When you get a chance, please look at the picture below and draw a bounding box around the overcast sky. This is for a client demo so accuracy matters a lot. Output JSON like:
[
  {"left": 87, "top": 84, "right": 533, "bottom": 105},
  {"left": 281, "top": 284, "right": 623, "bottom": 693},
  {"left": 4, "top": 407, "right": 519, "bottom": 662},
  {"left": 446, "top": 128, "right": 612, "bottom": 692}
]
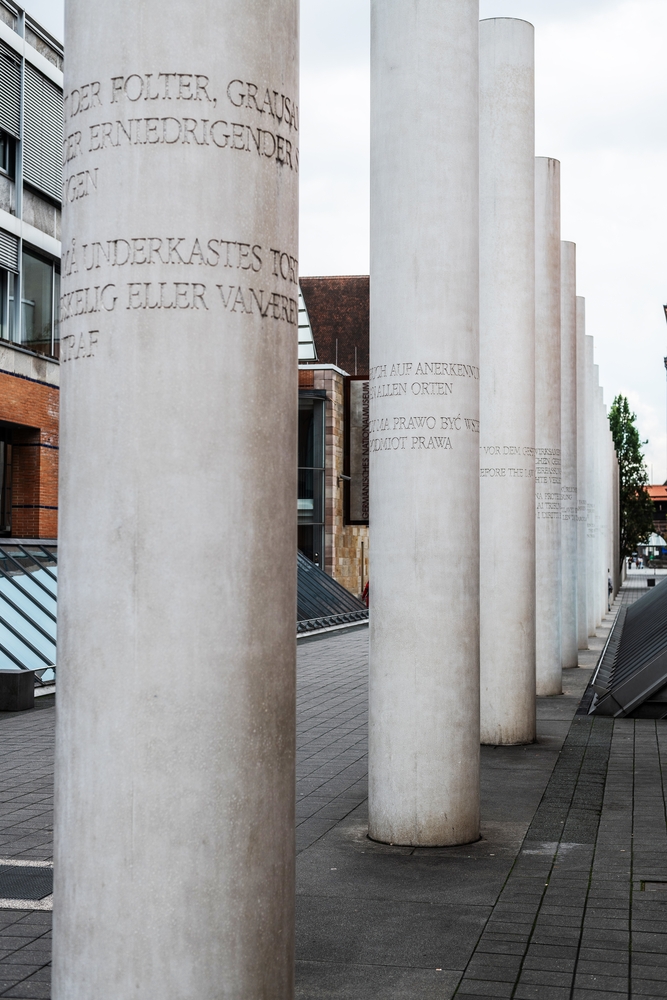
[{"left": 25, "top": 0, "right": 667, "bottom": 481}]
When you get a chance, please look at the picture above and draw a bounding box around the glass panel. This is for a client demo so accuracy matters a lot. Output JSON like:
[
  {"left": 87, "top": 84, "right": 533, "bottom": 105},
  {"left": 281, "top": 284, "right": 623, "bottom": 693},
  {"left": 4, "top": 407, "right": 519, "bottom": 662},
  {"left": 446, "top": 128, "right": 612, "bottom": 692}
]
[
  {"left": 21, "top": 250, "right": 53, "bottom": 356},
  {"left": 0, "top": 541, "right": 57, "bottom": 675},
  {"left": 7, "top": 272, "right": 14, "bottom": 341},
  {"left": 0, "top": 621, "right": 51, "bottom": 669},
  {"left": 297, "top": 288, "right": 317, "bottom": 361},
  {"left": 0, "top": 269, "right": 8, "bottom": 341},
  {"left": 298, "top": 398, "right": 324, "bottom": 470},
  {"left": 1, "top": 546, "right": 57, "bottom": 596},
  {"left": 7, "top": 572, "right": 56, "bottom": 612},
  {"left": 0, "top": 649, "right": 26, "bottom": 671},
  {"left": 298, "top": 525, "right": 324, "bottom": 570},
  {"left": 0, "top": 592, "right": 55, "bottom": 657},
  {"left": 0, "top": 572, "right": 56, "bottom": 627},
  {"left": 20, "top": 545, "right": 57, "bottom": 580},
  {"left": 53, "top": 269, "right": 60, "bottom": 356},
  {"left": 298, "top": 469, "right": 324, "bottom": 525},
  {"left": 0, "top": 132, "right": 9, "bottom": 174}
]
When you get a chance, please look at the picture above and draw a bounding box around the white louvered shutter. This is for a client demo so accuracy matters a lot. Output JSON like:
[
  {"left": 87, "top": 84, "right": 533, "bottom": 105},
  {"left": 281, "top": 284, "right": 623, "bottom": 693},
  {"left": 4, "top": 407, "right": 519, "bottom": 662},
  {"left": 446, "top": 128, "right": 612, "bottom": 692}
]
[
  {"left": 0, "top": 41, "right": 21, "bottom": 138},
  {"left": 0, "top": 230, "right": 19, "bottom": 273},
  {"left": 23, "top": 63, "right": 63, "bottom": 202}
]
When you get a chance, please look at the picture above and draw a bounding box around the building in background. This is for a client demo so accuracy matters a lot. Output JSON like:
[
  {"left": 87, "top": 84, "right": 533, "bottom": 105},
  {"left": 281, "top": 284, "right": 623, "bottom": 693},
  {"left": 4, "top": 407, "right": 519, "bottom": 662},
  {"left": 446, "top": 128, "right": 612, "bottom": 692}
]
[
  {"left": 0, "top": 1, "right": 61, "bottom": 538},
  {"left": 647, "top": 484, "right": 667, "bottom": 540},
  {"left": 299, "top": 276, "right": 369, "bottom": 598},
  {"left": 0, "top": 1, "right": 368, "bottom": 568}
]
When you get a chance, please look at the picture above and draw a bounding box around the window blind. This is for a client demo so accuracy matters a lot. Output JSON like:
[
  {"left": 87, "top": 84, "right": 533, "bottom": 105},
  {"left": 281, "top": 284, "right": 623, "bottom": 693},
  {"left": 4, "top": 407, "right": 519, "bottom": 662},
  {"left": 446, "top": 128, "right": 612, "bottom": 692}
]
[{"left": 23, "top": 63, "right": 63, "bottom": 202}]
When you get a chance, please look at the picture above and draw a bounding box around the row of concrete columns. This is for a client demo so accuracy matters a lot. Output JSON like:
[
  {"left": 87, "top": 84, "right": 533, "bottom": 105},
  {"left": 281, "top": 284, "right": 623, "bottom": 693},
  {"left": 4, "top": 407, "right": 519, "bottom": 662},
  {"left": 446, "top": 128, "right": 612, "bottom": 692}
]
[
  {"left": 54, "top": 1, "right": 621, "bottom": 996},
  {"left": 370, "top": 11, "right": 621, "bottom": 851}
]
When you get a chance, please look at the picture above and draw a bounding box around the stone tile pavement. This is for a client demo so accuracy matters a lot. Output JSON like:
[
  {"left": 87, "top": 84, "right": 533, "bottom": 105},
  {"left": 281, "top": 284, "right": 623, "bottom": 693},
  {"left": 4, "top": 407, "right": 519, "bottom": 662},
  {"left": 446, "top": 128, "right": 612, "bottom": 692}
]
[
  {"left": 1, "top": 577, "right": 666, "bottom": 998},
  {"left": 0, "top": 699, "right": 54, "bottom": 999}
]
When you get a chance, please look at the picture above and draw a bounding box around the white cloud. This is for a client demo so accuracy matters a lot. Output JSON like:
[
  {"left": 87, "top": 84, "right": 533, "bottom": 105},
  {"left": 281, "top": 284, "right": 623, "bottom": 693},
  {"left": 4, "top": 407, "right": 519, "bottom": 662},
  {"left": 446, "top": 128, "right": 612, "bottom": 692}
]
[
  {"left": 533, "top": 0, "right": 667, "bottom": 478},
  {"left": 299, "top": 0, "right": 370, "bottom": 277}
]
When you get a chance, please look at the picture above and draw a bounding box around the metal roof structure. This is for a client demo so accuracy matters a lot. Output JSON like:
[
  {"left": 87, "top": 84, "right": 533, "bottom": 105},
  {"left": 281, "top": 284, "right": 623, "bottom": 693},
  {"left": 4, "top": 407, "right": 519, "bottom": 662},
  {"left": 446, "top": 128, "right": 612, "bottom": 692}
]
[
  {"left": 297, "top": 550, "right": 367, "bottom": 633},
  {"left": 590, "top": 576, "right": 667, "bottom": 718}
]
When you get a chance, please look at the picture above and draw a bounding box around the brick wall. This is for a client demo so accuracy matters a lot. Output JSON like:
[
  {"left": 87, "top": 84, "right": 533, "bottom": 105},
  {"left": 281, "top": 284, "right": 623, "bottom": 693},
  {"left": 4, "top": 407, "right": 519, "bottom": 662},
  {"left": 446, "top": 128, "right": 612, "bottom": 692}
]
[{"left": 0, "top": 369, "right": 59, "bottom": 538}]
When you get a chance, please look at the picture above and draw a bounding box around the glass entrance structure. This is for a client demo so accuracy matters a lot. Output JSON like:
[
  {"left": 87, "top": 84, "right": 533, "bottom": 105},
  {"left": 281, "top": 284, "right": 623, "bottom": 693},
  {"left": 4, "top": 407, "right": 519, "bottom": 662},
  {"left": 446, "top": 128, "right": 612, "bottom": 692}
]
[{"left": 0, "top": 542, "right": 56, "bottom": 682}]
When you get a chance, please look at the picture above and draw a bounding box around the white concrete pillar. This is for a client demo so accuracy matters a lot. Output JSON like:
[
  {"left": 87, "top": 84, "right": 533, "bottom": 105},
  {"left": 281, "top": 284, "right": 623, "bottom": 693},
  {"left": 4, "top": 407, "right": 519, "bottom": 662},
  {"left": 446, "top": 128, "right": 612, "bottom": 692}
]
[
  {"left": 597, "top": 386, "right": 607, "bottom": 622},
  {"left": 535, "top": 157, "right": 562, "bottom": 695},
  {"left": 607, "top": 424, "right": 615, "bottom": 605},
  {"left": 54, "top": 5, "right": 299, "bottom": 997},
  {"left": 610, "top": 440, "right": 623, "bottom": 596},
  {"left": 479, "top": 17, "right": 536, "bottom": 745},
  {"left": 560, "top": 242, "right": 578, "bottom": 667},
  {"left": 585, "top": 335, "right": 597, "bottom": 636},
  {"left": 369, "top": 0, "right": 480, "bottom": 846},
  {"left": 575, "top": 296, "right": 588, "bottom": 648},
  {"left": 595, "top": 377, "right": 604, "bottom": 625}
]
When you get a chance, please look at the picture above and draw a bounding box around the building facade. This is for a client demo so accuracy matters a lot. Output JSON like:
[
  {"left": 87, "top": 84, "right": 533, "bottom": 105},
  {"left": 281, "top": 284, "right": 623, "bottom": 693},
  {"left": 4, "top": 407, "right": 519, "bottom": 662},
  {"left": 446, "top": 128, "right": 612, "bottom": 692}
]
[
  {"left": 647, "top": 484, "right": 667, "bottom": 540},
  {"left": 0, "top": 1, "right": 61, "bottom": 538},
  {"left": 298, "top": 277, "right": 369, "bottom": 598}
]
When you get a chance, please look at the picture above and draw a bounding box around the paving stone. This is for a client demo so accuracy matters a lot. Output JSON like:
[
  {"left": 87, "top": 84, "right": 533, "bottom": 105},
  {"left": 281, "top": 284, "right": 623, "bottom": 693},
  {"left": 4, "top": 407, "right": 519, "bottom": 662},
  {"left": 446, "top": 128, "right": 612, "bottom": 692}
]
[
  {"left": 457, "top": 981, "right": 513, "bottom": 998},
  {"left": 630, "top": 981, "right": 667, "bottom": 998},
  {"left": 3, "top": 595, "right": 666, "bottom": 998}
]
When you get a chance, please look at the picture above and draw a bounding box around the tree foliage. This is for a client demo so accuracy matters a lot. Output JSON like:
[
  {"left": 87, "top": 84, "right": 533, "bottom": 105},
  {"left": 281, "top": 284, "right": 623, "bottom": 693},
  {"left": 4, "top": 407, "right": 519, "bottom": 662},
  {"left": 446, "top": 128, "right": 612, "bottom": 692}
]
[{"left": 608, "top": 395, "right": 655, "bottom": 561}]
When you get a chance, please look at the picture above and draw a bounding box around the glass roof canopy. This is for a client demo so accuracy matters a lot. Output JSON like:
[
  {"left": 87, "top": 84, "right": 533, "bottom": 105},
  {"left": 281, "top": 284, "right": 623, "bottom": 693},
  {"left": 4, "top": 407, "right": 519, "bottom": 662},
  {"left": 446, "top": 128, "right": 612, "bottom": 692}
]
[
  {"left": 298, "top": 287, "right": 318, "bottom": 362},
  {"left": 0, "top": 544, "right": 56, "bottom": 683}
]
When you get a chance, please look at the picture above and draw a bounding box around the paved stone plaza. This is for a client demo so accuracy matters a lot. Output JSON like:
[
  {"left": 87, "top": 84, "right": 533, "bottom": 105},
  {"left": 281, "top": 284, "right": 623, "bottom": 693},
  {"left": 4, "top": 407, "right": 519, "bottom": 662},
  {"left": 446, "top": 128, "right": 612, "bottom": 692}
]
[{"left": 0, "top": 574, "right": 666, "bottom": 998}]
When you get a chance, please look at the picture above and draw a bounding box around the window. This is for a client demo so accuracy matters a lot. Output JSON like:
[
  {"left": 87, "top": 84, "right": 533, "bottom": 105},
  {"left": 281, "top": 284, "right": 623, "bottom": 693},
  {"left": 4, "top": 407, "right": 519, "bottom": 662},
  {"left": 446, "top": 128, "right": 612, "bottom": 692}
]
[
  {"left": 0, "top": 268, "right": 11, "bottom": 342},
  {"left": 0, "top": 424, "right": 12, "bottom": 537},
  {"left": 298, "top": 395, "right": 325, "bottom": 568},
  {"left": 0, "top": 253, "right": 59, "bottom": 358},
  {"left": 19, "top": 250, "right": 59, "bottom": 358},
  {"left": 0, "top": 131, "right": 12, "bottom": 176}
]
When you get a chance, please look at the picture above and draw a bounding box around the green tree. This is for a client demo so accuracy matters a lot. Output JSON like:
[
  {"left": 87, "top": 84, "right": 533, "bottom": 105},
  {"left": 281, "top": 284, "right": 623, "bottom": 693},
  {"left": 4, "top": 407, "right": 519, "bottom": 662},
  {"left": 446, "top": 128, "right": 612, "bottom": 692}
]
[{"left": 608, "top": 395, "right": 655, "bottom": 562}]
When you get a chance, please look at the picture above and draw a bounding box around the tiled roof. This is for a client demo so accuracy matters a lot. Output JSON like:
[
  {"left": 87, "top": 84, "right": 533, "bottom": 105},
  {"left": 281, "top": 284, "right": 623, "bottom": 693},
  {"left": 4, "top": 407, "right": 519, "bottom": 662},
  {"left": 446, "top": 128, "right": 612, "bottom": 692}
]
[
  {"left": 647, "top": 485, "right": 667, "bottom": 501},
  {"left": 299, "top": 276, "right": 369, "bottom": 378}
]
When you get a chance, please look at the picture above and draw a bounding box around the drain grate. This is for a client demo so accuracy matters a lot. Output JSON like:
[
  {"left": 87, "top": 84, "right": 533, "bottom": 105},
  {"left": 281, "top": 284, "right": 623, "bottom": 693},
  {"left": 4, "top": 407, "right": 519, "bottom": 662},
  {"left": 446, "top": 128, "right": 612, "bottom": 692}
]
[
  {"left": 641, "top": 881, "right": 667, "bottom": 892},
  {"left": 0, "top": 865, "right": 53, "bottom": 900}
]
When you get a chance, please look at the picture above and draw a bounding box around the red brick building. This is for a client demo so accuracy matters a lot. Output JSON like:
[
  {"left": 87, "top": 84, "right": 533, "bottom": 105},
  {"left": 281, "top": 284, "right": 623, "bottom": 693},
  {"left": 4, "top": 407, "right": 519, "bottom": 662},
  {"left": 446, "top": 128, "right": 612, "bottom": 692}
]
[
  {"left": 0, "top": 6, "right": 62, "bottom": 540},
  {"left": 647, "top": 484, "right": 667, "bottom": 540},
  {"left": 0, "top": 349, "right": 58, "bottom": 539}
]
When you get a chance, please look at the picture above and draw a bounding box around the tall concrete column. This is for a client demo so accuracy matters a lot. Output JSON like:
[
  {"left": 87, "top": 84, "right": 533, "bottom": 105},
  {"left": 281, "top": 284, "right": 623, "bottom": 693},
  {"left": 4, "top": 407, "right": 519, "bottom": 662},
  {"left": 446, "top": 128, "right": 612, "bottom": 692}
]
[
  {"left": 479, "top": 18, "right": 536, "bottom": 745},
  {"left": 597, "top": 387, "right": 607, "bottom": 622},
  {"left": 535, "top": 157, "right": 562, "bottom": 695},
  {"left": 607, "top": 424, "right": 615, "bottom": 605},
  {"left": 585, "top": 336, "right": 597, "bottom": 636},
  {"left": 595, "top": 376, "right": 604, "bottom": 626},
  {"left": 575, "top": 297, "right": 588, "bottom": 649},
  {"left": 560, "top": 242, "right": 578, "bottom": 667},
  {"left": 54, "top": 4, "right": 299, "bottom": 998},
  {"left": 369, "top": 0, "right": 480, "bottom": 846},
  {"left": 613, "top": 447, "right": 620, "bottom": 595}
]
